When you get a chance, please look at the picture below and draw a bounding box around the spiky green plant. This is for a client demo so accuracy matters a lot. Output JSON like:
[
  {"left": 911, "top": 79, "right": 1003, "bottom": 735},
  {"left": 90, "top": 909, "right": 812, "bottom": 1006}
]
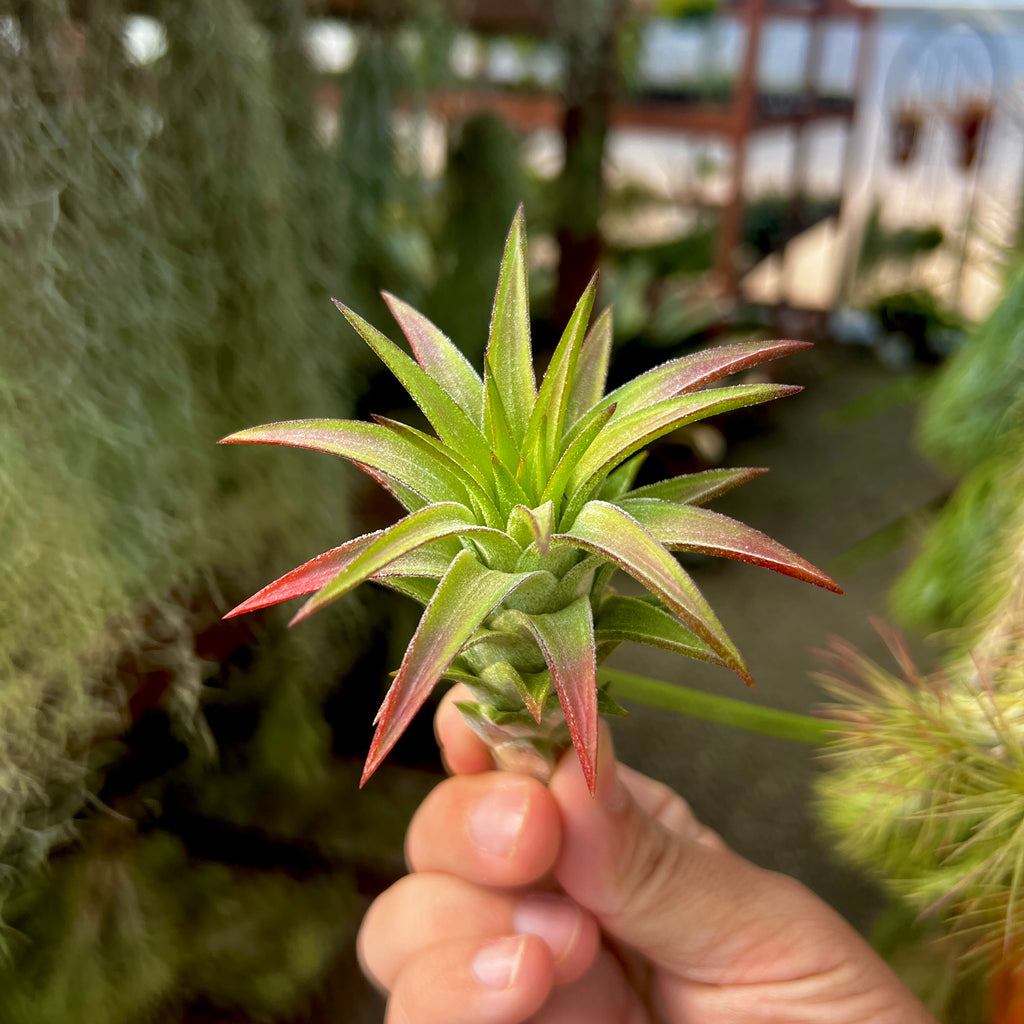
[
  {"left": 221, "top": 208, "right": 840, "bottom": 790},
  {"left": 816, "top": 631, "right": 1024, "bottom": 966}
]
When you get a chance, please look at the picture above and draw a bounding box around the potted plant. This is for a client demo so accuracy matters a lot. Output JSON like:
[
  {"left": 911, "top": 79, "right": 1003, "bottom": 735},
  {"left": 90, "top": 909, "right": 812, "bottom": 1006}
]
[
  {"left": 955, "top": 96, "right": 991, "bottom": 170},
  {"left": 891, "top": 103, "right": 924, "bottom": 166}
]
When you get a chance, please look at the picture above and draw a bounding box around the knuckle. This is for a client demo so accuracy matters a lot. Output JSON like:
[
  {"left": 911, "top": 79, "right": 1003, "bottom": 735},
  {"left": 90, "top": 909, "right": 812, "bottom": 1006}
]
[{"left": 611, "top": 814, "right": 691, "bottom": 921}]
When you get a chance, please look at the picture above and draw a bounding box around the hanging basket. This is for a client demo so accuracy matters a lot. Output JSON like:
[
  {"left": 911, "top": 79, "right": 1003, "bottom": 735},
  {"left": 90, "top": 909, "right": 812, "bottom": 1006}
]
[
  {"left": 891, "top": 106, "right": 923, "bottom": 165},
  {"left": 955, "top": 98, "right": 991, "bottom": 170}
]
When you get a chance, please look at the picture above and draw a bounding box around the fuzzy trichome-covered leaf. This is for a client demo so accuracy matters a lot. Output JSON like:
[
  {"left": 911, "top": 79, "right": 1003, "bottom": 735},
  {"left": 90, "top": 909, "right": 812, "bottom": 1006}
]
[{"left": 221, "top": 209, "right": 839, "bottom": 790}]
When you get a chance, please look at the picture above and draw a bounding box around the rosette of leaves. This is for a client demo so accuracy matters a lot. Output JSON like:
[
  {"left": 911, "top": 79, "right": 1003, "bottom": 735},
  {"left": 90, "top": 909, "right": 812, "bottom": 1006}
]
[{"left": 221, "top": 208, "right": 840, "bottom": 790}]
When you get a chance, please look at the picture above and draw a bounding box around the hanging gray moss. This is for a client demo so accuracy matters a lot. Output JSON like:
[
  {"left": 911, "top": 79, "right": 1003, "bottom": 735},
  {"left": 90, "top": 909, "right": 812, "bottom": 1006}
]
[
  {"left": 0, "top": 2, "right": 469, "bottom": 1018},
  {"left": 0, "top": 0, "right": 362, "bottom": 925}
]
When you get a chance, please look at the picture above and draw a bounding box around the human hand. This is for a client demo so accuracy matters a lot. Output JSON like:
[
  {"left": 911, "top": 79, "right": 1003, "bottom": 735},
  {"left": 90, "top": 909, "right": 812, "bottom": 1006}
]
[{"left": 358, "top": 687, "right": 936, "bottom": 1023}]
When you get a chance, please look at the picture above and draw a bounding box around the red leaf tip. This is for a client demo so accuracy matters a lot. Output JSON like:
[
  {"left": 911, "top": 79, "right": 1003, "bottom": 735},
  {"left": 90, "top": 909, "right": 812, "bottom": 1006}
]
[
  {"left": 359, "top": 758, "right": 376, "bottom": 788},
  {"left": 581, "top": 754, "right": 597, "bottom": 795}
]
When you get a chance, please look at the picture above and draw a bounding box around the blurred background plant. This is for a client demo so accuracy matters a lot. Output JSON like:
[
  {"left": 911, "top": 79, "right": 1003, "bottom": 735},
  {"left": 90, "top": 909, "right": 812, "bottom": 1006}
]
[{"left": 817, "top": 259, "right": 1024, "bottom": 1021}]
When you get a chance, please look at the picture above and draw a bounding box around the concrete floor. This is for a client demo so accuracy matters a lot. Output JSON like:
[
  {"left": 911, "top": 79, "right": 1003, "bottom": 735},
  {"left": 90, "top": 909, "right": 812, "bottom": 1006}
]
[{"left": 606, "top": 338, "right": 950, "bottom": 932}]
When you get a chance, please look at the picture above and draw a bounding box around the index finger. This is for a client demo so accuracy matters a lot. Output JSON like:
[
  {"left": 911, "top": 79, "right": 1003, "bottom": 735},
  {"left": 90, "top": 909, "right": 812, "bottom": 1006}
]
[{"left": 435, "top": 684, "right": 495, "bottom": 776}]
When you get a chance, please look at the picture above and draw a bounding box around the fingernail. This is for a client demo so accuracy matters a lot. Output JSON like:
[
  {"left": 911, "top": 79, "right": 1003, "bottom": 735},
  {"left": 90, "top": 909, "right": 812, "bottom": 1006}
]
[
  {"left": 469, "top": 782, "right": 529, "bottom": 858},
  {"left": 514, "top": 894, "right": 582, "bottom": 962},
  {"left": 602, "top": 771, "right": 630, "bottom": 814},
  {"left": 597, "top": 745, "right": 629, "bottom": 814},
  {"left": 472, "top": 935, "right": 526, "bottom": 990}
]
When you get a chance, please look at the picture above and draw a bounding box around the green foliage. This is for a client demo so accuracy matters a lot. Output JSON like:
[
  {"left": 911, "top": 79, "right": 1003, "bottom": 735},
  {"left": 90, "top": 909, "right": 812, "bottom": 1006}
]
[
  {"left": 0, "top": 831, "right": 358, "bottom": 1023},
  {"left": 817, "top": 631, "right": 1024, "bottom": 971},
  {"left": 744, "top": 194, "right": 841, "bottom": 258},
  {"left": 891, "top": 265, "right": 1024, "bottom": 635},
  {"left": 657, "top": 0, "right": 719, "bottom": 19},
  {"left": 870, "top": 290, "right": 965, "bottom": 354},
  {"left": 918, "top": 263, "right": 1024, "bottom": 474},
  {"left": 891, "top": 441, "right": 1024, "bottom": 633},
  {"left": 858, "top": 205, "right": 945, "bottom": 273},
  {"left": 336, "top": 26, "right": 433, "bottom": 349},
  {"left": 429, "top": 112, "right": 527, "bottom": 363},
  {"left": 608, "top": 225, "right": 715, "bottom": 278}
]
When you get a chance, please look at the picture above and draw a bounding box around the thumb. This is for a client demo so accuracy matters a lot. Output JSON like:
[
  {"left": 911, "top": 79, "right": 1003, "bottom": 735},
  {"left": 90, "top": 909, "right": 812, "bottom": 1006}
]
[{"left": 549, "top": 728, "right": 844, "bottom": 984}]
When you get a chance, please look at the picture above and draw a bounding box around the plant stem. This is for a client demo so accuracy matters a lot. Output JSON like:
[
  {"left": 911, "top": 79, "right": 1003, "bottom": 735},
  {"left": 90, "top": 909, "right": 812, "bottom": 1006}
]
[{"left": 600, "top": 668, "right": 834, "bottom": 746}]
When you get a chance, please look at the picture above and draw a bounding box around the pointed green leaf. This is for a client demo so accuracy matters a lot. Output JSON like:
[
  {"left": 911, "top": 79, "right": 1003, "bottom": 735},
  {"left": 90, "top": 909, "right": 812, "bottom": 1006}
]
[
  {"left": 519, "top": 411, "right": 550, "bottom": 501},
  {"left": 361, "top": 549, "right": 545, "bottom": 784},
  {"left": 569, "top": 339, "right": 812, "bottom": 443},
  {"left": 517, "top": 669, "right": 553, "bottom": 722},
  {"left": 483, "top": 205, "right": 535, "bottom": 446},
  {"left": 496, "top": 569, "right": 561, "bottom": 615},
  {"left": 490, "top": 453, "right": 532, "bottom": 515},
  {"left": 376, "top": 576, "right": 439, "bottom": 606},
  {"left": 625, "top": 466, "right": 768, "bottom": 505},
  {"left": 507, "top": 597, "right": 599, "bottom": 792},
  {"left": 507, "top": 501, "right": 555, "bottom": 557},
  {"left": 513, "top": 541, "right": 587, "bottom": 580},
  {"left": 483, "top": 360, "right": 522, "bottom": 472},
  {"left": 481, "top": 661, "right": 550, "bottom": 723},
  {"left": 224, "top": 533, "right": 381, "bottom": 618},
  {"left": 541, "top": 402, "right": 617, "bottom": 516},
  {"left": 461, "top": 626, "right": 549, "bottom": 675},
  {"left": 593, "top": 595, "right": 727, "bottom": 666},
  {"left": 521, "top": 274, "right": 598, "bottom": 491},
  {"left": 615, "top": 499, "right": 843, "bottom": 593},
  {"left": 220, "top": 419, "right": 462, "bottom": 504},
  {"left": 440, "top": 664, "right": 488, "bottom": 688},
  {"left": 461, "top": 533, "right": 523, "bottom": 573},
  {"left": 372, "top": 415, "right": 500, "bottom": 525},
  {"left": 292, "top": 503, "right": 516, "bottom": 623},
  {"left": 555, "top": 501, "right": 750, "bottom": 684},
  {"left": 448, "top": 665, "right": 524, "bottom": 712},
  {"left": 564, "top": 305, "right": 613, "bottom": 434},
  {"left": 596, "top": 685, "right": 628, "bottom": 717},
  {"left": 598, "top": 452, "right": 647, "bottom": 501},
  {"left": 552, "top": 552, "right": 602, "bottom": 607},
  {"left": 564, "top": 384, "right": 802, "bottom": 519},
  {"left": 335, "top": 300, "right": 492, "bottom": 470},
  {"left": 383, "top": 291, "right": 483, "bottom": 423},
  {"left": 374, "top": 542, "right": 457, "bottom": 580},
  {"left": 590, "top": 560, "right": 619, "bottom": 607},
  {"left": 354, "top": 462, "right": 430, "bottom": 512}
]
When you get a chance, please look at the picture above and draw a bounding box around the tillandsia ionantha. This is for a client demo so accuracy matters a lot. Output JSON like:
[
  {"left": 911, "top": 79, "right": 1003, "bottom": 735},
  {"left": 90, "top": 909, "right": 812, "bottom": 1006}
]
[{"left": 220, "top": 207, "right": 841, "bottom": 792}]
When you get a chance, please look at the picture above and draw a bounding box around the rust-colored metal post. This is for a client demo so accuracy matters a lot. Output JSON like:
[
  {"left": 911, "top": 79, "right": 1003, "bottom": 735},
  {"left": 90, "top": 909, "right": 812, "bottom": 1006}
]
[
  {"left": 716, "top": 0, "right": 766, "bottom": 297},
  {"left": 552, "top": 0, "right": 625, "bottom": 327}
]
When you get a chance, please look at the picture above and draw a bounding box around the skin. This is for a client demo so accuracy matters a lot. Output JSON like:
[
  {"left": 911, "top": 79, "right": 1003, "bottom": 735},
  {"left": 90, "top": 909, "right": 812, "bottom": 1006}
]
[{"left": 358, "top": 686, "right": 937, "bottom": 1024}]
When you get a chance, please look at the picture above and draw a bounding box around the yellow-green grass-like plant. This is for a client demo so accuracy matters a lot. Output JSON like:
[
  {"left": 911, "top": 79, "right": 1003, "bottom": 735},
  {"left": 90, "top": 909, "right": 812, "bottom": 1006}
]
[
  {"left": 817, "top": 628, "right": 1024, "bottom": 966},
  {"left": 221, "top": 208, "right": 841, "bottom": 790}
]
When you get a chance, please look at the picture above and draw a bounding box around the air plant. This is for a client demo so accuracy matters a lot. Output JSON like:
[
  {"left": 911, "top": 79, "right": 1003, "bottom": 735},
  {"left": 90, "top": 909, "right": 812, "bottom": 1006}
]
[
  {"left": 817, "top": 627, "right": 1024, "bottom": 968},
  {"left": 819, "top": 501, "right": 1024, "bottom": 971},
  {"left": 220, "top": 207, "right": 840, "bottom": 791}
]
